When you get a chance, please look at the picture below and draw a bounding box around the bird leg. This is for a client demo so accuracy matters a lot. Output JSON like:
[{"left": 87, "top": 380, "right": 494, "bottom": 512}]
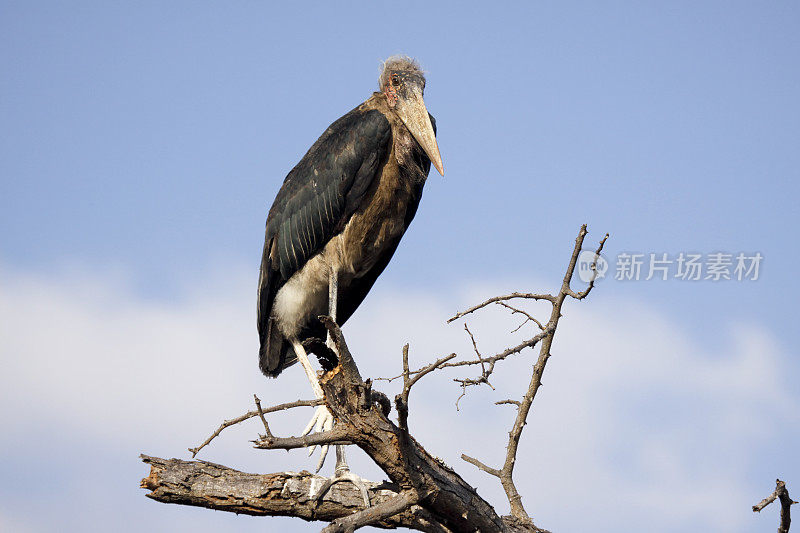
[
  {"left": 292, "top": 340, "right": 333, "bottom": 472},
  {"left": 311, "top": 444, "right": 372, "bottom": 507},
  {"left": 326, "top": 262, "right": 338, "bottom": 350},
  {"left": 311, "top": 265, "right": 373, "bottom": 507}
]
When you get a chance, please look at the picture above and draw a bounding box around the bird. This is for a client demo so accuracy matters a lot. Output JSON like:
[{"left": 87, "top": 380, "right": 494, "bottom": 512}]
[{"left": 256, "top": 56, "right": 443, "bottom": 496}]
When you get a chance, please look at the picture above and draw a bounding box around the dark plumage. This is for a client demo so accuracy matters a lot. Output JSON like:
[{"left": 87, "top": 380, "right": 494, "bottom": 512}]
[{"left": 257, "top": 56, "right": 442, "bottom": 378}]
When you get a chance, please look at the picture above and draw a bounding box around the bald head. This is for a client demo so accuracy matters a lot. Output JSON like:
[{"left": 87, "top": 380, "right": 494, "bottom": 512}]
[
  {"left": 377, "top": 55, "right": 443, "bottom": 176},
  {"left": 379, "top": 55, "right": 425, "bottom": 93}
]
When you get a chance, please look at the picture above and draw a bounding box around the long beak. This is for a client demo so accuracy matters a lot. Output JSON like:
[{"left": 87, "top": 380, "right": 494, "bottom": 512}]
[{"left": 395, "top": 89, "right": 444, "bottom": 176}]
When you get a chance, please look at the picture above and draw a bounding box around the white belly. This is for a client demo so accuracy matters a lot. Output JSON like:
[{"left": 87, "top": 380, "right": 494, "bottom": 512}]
[
  {"left": 271, "top": 208, "right": 406, "bottom": 340},
  {"left": 272, "top": 253, "right": 330, "bottom": 339},
  {"left": 271, "top": 235, "right": 355, "bottom": 340}
]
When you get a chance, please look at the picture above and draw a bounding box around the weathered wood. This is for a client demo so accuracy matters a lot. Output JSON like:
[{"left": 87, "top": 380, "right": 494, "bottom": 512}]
[
  {"left": 141, "top": 455, "right": 545, "bottom": 532},
  {"left": 140, "top": 455, "right": 446, "bottom": 530}
]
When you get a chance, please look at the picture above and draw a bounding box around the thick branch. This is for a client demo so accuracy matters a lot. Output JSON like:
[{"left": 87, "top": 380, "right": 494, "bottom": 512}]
[
  {"left": 140, "top": 455, "right": 442, "bottom": 531},
  {"left": 313, "top": 320, "right": 523, "bottom": 532}
]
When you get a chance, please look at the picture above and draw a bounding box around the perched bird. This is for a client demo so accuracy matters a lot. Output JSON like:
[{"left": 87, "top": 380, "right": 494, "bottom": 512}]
[{"left": 257, "top": 56, "right": 443, "bottom": 487}]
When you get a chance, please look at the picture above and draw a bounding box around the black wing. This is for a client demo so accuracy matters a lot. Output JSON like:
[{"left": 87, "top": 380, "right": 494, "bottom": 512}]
[
  {"left": 334, "top": 113, "right": 436, "bottom": 327},
  {"left": 257, "top": 106, "right": 392, "bottom": 375}
]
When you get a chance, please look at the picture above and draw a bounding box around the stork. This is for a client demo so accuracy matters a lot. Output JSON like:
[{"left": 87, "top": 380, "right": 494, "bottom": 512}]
[{"left": 257, "top": 56, "right": 443, "bottom": 495}]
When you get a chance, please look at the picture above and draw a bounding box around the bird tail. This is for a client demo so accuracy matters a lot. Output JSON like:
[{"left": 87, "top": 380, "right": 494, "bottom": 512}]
[
  {"left": 259, "top": 318, "right": 296, "bottom": 378},
  {"left": 259, "top": 318, "right": 284, "bottom": 377}
]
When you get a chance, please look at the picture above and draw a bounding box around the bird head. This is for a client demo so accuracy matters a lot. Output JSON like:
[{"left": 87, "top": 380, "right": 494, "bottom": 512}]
[{"left": 379, "top": 56, "right": 444, "bottom": 176}]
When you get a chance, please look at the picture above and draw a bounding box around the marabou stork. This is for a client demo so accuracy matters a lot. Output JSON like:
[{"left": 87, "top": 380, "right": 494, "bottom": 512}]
[{"left": 256, "top": 56, "right": 443, "bottom": 489}]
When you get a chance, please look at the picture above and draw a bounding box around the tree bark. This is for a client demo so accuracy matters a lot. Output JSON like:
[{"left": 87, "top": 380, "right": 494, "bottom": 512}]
[
  {"left": 141, "top": 455, "right": 447, "bottom": 530},
  {"left": 141, "top": 455, "right": 543, "bottom": 532}
]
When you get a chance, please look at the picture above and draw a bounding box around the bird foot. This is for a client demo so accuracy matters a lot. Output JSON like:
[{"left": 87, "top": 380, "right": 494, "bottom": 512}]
[
  {"left": 312, "top": 467, "right": 373, "bottom": 507},
  {"left": 301, "top": 404, "right": 335, "bottom": 472}
]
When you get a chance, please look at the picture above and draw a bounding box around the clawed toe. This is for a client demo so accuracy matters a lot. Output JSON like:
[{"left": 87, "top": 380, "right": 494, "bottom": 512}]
[
  {"left": 312, "top": 468, "right": 372, "bottom": 507},
  {"left": 300, "top": 404, "right": 335, "bottom": 471}
]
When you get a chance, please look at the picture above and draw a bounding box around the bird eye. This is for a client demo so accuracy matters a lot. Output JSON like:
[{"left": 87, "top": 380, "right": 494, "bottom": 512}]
[{"left": 391, "top": 75, "right": 400, "bottom": 86}]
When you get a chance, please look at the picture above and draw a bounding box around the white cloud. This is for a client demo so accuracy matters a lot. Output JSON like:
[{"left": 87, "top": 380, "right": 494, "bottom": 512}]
[{"left": 0, "top": 265, "right": 796, "bottom": 532}]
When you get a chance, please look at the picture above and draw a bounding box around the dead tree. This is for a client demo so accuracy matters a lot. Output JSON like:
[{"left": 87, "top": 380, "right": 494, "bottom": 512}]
[
  {"left": 753, "top": 479, "right": 797, "bottom": 533},
  {"left": 140, "top": 224, "right": 608, "bottom": 532}
]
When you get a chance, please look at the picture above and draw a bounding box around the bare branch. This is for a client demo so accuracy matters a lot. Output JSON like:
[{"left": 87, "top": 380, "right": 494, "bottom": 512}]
[
  {"left": 464, "top": 324, "right": 487, "bottom": 377},
  {"left": 375, "top": 351, "right": 457, "bottom": 385},
  {"left": 442, "top": 326, "right": 553, "bottom": 372},
  {"left": 396, "top": 344, "right": 456, "bottom": 432},
  {"left": 140, "top": 456, "right": 446, "bottom": 531},
  {"left": 451, "top": 323, "right": 497, "bottom": 407},
  {"left": 253, "top": 394, "right": 273, "bottom": 437},
  {"left": 253, "top": 426, "right": 352, "bottom": 450},
  {"left": 460, "top": 224, "right": 608, "bottom": 523},
  {"left": 447, "top": 292, "right": 555, "bottom": 323},
  {"left": 447, "top": 326, "right": 555, "bottom": 409},
  {"left": 564, "top": 231, "right": 609, "bottom": 300},
  {"left": 188, "top": 398, "right": 323, "bottom": 457},
  {"left": 461, "top": 454, "right": 501, "bottom": 478},
  {"left": 396, "top": 344, "right": 411, "bottom": 432},
  {"left": 322, "top": 489, "right": 420, "bottom": 533},
  {"left": 753, "top": 479, "right": 797, "bottom": 533},
  {"left": 496, "top": 301, "right": 545, "bottom": 332},
  {"left": 406, "top": 352, "right": 455, "bottom": 391}
]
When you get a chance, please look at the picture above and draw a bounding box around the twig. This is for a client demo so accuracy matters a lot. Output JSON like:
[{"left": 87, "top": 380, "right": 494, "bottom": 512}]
[
  {"left": 375, "top": 351, "right": 457, "bottom": 384},
  {"left": 407, "top": 352, "right": 457, "bottom": 391},
  {"left": 452, "top": 324, "right": 495, "bottom": 407},
  {"left": 753, "top": 479, "right": 796, "bottom": 533},
  {"left": 496, "top": 301, "right": 546, "bottom": 332},
  {"left": 442, "top": 326, "right": 553, "bottom": 371},
  {"left": 564, "top": 232, "right": 609, "bottom": 300},
  {"left": 188, "top": 398, "right": 323, "bottom": 457},
  {"left": 447, "top": 292, "right": 555, "bottom": 323},
  {"left": 253, "top": 394, "right": 273, "bottom": 437},
  {"left": 448, "top": 325, "right": 555, "bottom": 407},
  {"left": 464, "top": 324, "right": 488, "bottom": 378},
  {"left": 461, "top": 454, "right": 500, "bottom": 478}
]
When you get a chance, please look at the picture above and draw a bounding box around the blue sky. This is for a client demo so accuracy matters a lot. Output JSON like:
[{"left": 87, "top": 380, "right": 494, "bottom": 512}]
[{"left": 1, "top": 2, "right": 799, "bottom": 532}]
